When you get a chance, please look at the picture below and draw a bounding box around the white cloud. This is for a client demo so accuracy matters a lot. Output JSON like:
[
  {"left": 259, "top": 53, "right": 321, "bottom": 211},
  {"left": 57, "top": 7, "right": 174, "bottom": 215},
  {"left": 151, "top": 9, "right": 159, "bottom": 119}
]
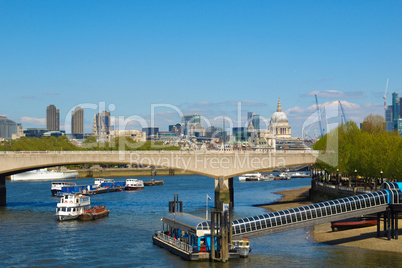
[
  {"left": 304, "top": 90, "right": 366, "bottom": 99},
  {"left": 284, "top": 100, "right": 384, "bottom": 137},
  {"left": 21, "top": 117, "right": 46, "bottom": 126}
]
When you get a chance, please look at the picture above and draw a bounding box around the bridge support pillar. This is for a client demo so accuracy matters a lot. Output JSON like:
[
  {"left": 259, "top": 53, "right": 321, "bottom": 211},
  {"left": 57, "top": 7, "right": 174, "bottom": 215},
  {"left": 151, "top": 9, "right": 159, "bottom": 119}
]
[
  {"left": 229, "top": 177, "right": 234, "bottom": 208},
  {"left": 0, "top": 175, "right": 6, "bottom": 206},
  {"left": 212, "top": 176, "right": 233, "bottom": 262},
  {"left": 210, "top": 201, "right": 230, "bottom": 262},
  {"left": 214, "top": 176, "right": 230, "bottom": 208}
]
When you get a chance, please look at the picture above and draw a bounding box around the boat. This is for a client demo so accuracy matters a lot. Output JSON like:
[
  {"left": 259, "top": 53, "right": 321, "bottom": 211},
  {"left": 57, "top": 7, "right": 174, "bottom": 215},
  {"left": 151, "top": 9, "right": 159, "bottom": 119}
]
[
  {"left": 51, "top": 182, "right": 76, "bottom": 196},
  {"left": 55, "top": 193, "right": 91, "bottom": 221},
  {"left": 78, "top": 205, "right": 109, "bottom": 221},
  {"left": 125, "top": 178, "right": 144, "bottom": 190},
  {"left": 239, "top": 173, "right": 263, "bottom": 181},
  {"left": 94, "top": 178, "right": 115, "bottom": 186},
  {"left": 55, "top": 193, "right": 109, "bottom": 221},
  {"left": 153, "top": 195, "right": 250, "bottom": 261},
  {"left": 230, "top": 239, "right": 251, "bottom": 258},
  {"left": 144, "top": 179, "right": 164, "bottom": 186},
  {"left": 276, "top": 172, "right": 291, "bottom": 180},
  {"left": 259, "top": 174, "right": 275, "bottom": 181},
  {"left": 289, "top": 172, "right": 311, "bottom": 178},
  {"left": 331, "top": 216, "right": 377, "bottom": 231},
  {"left": 10, "top": 168, "right": 78, "bottom": 181}
]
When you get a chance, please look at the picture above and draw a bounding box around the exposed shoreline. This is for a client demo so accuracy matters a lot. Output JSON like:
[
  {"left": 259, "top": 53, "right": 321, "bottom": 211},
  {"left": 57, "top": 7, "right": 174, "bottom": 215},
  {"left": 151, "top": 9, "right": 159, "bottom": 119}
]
[{"left": 257, "top": 186, "right": 402, "bottom": 253}]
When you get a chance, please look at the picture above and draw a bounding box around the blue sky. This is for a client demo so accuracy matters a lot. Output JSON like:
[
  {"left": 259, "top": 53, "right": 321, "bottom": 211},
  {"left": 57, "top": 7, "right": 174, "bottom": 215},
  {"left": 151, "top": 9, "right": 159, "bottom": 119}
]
[{"left": 1, "top": 1, "right": 401, "bottom": 137}]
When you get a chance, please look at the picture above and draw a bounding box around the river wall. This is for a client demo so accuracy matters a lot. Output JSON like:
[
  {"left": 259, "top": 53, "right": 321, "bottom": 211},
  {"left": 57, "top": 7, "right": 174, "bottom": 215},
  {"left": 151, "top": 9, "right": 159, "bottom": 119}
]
[
  {"left": 77, "top": 168, "right": 193, "bottom": 178},
  {"left": 310, "top": 180, "right": 373, "bottom": 203}
]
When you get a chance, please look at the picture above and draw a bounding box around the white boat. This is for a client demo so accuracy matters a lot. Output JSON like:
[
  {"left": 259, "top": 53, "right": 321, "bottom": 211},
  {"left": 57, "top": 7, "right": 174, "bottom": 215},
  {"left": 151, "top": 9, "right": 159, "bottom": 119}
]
[
  {"left": 55, "top": 194, "right": 91, "bottom": 221},
  {"left": 125, "top": 179, "right": 144, "bottom": 191},
  {"left": 289, "top": 172, "right": 311, "bottom": 178},
  {"left": 260, "top": 174, "right": 275, "bottom": 181},
  {"left": 278, "top": 172, "right": 291, "bottom": 180},
  {"left": 239, "top": 173, "right": 263, "bottom": 181},
  {"left": 10, "top": 168, "right": 78, "bottom": 181},
  {"left": 231, "top": 239, "right": 251, "bottom": 258},
  {"left": 51, "top": 182, "right": 77, "bottom": 196},
  {"left": 94, "top": 178, "right": 115, "bottom": 186}
]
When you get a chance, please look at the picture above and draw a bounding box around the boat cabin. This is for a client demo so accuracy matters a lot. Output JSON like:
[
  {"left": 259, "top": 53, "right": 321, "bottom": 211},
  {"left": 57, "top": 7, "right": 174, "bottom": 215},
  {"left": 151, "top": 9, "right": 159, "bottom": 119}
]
[{"left": 94, "top": 178, "right": 115, "bottom": 186}]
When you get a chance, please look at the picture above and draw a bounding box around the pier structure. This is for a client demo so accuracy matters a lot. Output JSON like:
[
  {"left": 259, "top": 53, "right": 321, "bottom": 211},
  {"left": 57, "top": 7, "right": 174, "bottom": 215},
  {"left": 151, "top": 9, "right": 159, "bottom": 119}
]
[{"left": 153, "top": 182, "right": 401, "bottom": 262}]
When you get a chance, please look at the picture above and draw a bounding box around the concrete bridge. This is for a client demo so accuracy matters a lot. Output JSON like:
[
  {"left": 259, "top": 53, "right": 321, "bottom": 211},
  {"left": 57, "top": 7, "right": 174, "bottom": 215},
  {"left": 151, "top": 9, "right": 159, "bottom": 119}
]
[{"left": 0, "top": 150, "right": 319, "bottom": 206}]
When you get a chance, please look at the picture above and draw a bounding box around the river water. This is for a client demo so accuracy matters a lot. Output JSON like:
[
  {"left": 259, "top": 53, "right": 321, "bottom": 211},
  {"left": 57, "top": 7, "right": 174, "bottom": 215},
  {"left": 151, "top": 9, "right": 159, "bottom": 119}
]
[{"left": 1, "top": 175, "right": 400, "bottom": 267}]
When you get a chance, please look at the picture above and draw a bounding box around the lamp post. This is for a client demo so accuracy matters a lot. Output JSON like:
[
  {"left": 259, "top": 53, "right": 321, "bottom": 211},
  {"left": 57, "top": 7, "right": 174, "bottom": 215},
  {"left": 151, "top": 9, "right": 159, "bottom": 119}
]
[
  {"left": 380, "top": 171, "right": 383, "bottom": 185},
  {"left": 336, "top": 169, "right": 339, "bottom": 185},
  {"left": 354, "top": 170, "right": 357, "bottom": 188}
]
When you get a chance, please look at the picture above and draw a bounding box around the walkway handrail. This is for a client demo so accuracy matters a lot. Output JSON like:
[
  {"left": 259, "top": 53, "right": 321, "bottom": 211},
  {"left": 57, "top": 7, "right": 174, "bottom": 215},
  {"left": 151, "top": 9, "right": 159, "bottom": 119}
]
[{"left": 155, "top": 231, "right": 193, "bottom": 253}]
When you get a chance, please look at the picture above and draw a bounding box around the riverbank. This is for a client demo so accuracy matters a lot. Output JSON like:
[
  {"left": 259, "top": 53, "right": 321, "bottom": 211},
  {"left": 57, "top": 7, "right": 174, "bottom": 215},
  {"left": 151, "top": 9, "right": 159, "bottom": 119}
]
[{"left": 258, "top": 186, "right": 402, "bottom": 253}]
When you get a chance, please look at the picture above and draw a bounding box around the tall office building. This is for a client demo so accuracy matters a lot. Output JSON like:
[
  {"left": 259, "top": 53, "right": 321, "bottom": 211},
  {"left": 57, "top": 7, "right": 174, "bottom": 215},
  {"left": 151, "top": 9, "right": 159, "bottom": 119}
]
[
  {"left": 181, "top": 114, "right": 204, "bottom": 136},
  {"left": 46, "top": 105, "right": 60, "bottom": 131},
  {"left": 385, "top": 92, "right": 402, "bottom": 135},
  {"left": 248, "top": 112, "right": 260, "bottom": 130},
  {"left": 71, "top": 106, "right": 84, "bottom": 139},
  {"left": 93, "top": 111, "right": 111, "bottom": 140},
  {"left": 0, "top": 115, "right": 23, "bottom": 139}
]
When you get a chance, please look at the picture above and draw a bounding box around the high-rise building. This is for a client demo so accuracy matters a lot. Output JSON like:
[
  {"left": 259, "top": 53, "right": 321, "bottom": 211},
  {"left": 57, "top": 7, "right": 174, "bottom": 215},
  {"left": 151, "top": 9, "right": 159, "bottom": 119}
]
[
  {"left": 93, "top": 111, "right": 111, "bottom": 140},
  {"left": 71, "top": 106, "right": 84, "bottom": 139},
  {"left": 181, "top": 114, "right": 204, "bottom": 136},
  {"left": 142, "top": 127, "right": 159, "bottom": 140},
  {"left": 385, "top": 92, "right": 401, "bottom": 135},
  {"left": 46, "top": 105, "right": 59, "bottom": 131},
  {"left": 0, "top": 115, "right": 23, "bottom": 139},
  {"left": 248, "top": 112, "right": 261, "bottom": 130},
  {"left": 385, "top": 105, "right": 394, "bottom": 131}
]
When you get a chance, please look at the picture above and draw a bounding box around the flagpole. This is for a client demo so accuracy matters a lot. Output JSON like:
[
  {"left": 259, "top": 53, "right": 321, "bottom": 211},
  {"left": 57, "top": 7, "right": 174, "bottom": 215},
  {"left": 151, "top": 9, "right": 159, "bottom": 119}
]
[{"left": 206, "top": 194, "right": 208, "bottom": 220}]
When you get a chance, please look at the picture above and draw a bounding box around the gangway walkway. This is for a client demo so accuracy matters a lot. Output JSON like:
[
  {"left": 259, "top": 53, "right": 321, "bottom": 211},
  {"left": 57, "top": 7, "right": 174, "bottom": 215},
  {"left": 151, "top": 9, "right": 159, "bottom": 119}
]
[{"left": 231, "top": 182, "right": 402, "bottom": 239}]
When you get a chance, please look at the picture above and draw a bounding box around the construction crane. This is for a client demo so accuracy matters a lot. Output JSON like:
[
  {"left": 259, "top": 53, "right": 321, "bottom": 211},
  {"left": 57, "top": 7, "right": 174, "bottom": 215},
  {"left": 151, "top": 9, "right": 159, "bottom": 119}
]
[
  {"left": 383, "top": 78, "right": 389, "bottom": 111},
  {"left": 339, "top": 101, "right": 347, "bottom": 124},
  {"left": 315, "top": 94, "right": 324, "bottom": 137}
]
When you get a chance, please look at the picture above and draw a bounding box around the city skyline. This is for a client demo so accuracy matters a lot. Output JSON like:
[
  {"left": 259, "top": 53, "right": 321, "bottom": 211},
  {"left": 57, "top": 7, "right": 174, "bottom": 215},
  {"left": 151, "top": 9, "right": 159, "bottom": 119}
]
[{"left": 1, "top": 1, "right": 402, "bottom": 136}]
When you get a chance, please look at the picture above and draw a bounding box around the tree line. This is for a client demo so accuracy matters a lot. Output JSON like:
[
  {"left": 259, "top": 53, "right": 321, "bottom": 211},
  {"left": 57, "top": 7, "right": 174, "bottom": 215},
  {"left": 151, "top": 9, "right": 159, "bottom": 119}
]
[
  {"left": 0, "top": 136, "right": 180, "bottom": 151},
  {"left": 313, "top": 115, "right": 401, "bottom": 181}
]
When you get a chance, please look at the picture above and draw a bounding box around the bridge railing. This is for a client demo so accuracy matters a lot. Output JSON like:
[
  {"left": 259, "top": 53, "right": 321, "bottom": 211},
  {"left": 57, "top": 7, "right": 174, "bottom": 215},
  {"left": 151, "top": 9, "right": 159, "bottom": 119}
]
[{"left": 0, "top": 150, "right": 319, "bottom": 155}]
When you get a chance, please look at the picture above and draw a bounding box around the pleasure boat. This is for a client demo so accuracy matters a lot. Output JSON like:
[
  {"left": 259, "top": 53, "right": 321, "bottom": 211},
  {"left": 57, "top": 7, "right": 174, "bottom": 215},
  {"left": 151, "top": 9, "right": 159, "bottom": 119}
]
[
  {"left": 11, "top": 168, "right": 78, "bottom": 181},
  {"left": 289, "top": 172, "right": 311, "bottom": 178},
  {"left": 94, "top": 178, "right": 115, "bottom": 186},
  {"left": 55, "top": 194, "right": 91, "bottom": 221},
  {"left": 260, "top": 174, "right": 275, "bottom": 181},
  {"left": 51, "top": 182, "right": 77, "bottom": 196},
  {"left": 277, "top": 172, "right": 291, "bottom": 180},
  {"left": 125, "top": 178, "right": 144, "bottom": 190},
  {"left": 238, "top": 173, "right": 263, "bottom": 182}
]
